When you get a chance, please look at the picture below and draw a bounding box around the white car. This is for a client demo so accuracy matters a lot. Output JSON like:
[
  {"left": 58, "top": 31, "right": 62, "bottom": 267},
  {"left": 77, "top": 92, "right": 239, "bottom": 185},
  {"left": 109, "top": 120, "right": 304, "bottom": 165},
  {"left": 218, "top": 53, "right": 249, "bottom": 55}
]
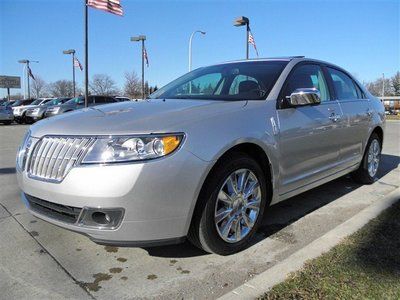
[{"left": 13, "top": 98, "right": 53, "bottom": 124}]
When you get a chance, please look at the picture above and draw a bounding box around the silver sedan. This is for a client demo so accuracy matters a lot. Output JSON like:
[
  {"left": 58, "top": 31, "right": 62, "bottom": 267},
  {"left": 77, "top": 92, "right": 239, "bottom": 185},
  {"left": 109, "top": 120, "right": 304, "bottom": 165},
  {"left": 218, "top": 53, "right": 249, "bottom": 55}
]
[{"left": 16, "top": 57, "right": 385, "bottom": 254}]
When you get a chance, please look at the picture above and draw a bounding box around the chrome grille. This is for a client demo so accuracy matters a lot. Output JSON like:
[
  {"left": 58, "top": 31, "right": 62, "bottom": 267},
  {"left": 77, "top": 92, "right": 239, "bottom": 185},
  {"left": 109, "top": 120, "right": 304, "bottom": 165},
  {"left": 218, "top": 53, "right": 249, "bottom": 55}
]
[{"left": 28, "top": 136, "right": 95, "bottom": 182}]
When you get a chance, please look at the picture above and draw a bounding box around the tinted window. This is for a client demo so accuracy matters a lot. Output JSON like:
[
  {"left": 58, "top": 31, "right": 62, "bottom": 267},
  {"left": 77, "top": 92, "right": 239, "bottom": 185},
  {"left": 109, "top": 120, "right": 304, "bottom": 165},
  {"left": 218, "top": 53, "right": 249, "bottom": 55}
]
[
  {"left": 95, "top": 96, "right": 116, "bottom": 103},
  {"left": 149, "top": 61, "right": 288, "bottom": 101},
  {"left": 283, "top": 64, "right": 330, "bottom": 102},
  {"left": 327, "top": 68, "right": 359, "bottom": 100}
]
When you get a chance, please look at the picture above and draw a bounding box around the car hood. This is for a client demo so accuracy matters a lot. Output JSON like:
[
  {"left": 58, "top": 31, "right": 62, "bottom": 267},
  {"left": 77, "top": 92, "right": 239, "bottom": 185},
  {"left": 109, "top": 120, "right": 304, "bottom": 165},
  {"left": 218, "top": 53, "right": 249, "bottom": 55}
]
[
  {"left": 13, "top": 105, "right": 36, "bottom": 110},
  {"left": 30, "top": 99, "right": 247, "bottom": 137}
]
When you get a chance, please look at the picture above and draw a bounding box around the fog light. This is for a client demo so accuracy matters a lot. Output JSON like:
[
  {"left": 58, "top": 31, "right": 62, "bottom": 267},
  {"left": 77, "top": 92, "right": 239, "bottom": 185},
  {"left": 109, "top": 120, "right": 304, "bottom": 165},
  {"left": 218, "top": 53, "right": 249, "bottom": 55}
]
[{"left": 78, "top": 207, "right": 124, "bottom": 230}]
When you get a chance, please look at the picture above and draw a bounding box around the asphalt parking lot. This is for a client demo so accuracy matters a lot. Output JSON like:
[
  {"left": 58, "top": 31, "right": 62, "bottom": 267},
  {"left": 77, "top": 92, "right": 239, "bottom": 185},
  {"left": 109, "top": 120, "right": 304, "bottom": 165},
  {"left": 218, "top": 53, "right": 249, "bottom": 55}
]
[{"left": 1, "top": 121, "right": 399, "bottom": 300}]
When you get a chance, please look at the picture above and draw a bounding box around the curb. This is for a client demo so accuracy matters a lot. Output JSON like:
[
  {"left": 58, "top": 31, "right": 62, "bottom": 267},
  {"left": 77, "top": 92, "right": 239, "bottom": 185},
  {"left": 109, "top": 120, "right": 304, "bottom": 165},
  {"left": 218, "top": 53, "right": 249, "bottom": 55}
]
[{"left": 218, "top": 187, "right": 400, "bottom": 300}]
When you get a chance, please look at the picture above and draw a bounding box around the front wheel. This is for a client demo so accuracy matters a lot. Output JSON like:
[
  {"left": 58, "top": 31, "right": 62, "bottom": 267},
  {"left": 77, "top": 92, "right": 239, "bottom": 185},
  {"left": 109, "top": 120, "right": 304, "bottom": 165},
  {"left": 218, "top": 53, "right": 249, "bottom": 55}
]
[
  {"left": 352, "top": 133, "right": 381, "bottom": 184},
  {"left": 188, "top": 153, "right": 268, "bottom": 255}
]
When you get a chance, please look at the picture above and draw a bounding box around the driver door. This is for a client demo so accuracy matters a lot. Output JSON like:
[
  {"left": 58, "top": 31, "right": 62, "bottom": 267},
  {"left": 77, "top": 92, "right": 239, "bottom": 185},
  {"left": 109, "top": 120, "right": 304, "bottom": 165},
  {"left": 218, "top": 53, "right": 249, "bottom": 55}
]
[{"left": 276, "top": 63, "right": 344, "bottom": 196}]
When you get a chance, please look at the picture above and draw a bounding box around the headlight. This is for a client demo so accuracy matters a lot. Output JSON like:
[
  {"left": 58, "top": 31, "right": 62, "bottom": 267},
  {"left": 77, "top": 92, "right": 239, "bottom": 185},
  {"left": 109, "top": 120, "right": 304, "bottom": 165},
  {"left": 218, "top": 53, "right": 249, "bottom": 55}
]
[
  {"left": 16, "top": 130, "right": 32, "bottom": 170},
  {"left": 48, "top": 107, "right": 60, "bottom": 113},
  {"left": 81, "top": 134, "right": 184, "bottom": 164}
]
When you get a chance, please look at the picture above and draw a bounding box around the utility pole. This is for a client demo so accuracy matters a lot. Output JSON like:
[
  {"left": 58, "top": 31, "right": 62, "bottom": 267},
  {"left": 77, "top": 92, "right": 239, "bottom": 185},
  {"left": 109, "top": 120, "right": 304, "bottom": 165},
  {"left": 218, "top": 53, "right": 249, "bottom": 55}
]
[{"left": 382, "top": 73, "right": 385, "bottom": 97}]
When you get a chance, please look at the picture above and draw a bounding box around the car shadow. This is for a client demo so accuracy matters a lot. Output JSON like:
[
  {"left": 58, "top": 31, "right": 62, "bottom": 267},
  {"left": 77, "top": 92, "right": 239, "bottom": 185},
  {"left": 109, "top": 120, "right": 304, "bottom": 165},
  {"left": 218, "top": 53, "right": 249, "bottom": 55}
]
[
  {"left": 143, "top": 154, "right": 399, "bottom": 258},
  {"left": 0, "top": 167, "right": 16, "bottom": 175}
]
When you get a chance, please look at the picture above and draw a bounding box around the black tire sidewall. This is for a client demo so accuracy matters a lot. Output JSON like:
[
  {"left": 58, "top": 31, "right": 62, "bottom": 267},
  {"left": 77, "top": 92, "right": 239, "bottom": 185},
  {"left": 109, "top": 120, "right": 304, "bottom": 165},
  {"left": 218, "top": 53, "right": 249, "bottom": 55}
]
[
  {"left": 354, "top": 133, "right": 381, "bottom": 184},
  {"left": 198, "top": 154, "right": 268, "bottom": 255}
]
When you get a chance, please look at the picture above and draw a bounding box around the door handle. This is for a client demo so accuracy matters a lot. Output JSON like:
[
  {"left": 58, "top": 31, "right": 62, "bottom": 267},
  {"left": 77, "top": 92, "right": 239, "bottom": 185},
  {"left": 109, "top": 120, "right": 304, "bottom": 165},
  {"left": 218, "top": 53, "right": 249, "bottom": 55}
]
[{"left": 329, "top": 114, "right": 341, "bottom": 122}]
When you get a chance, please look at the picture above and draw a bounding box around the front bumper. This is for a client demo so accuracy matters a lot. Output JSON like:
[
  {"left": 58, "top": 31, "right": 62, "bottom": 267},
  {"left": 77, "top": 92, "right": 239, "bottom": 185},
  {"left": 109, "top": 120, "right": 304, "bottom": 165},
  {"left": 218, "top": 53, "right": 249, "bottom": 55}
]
[
  {"left": 0, "top": 112, "right": 14, "bottom": 121},
  {"left": 26, "top": 112, "right": 44, "bottom": 120},
  {"left": 17, "top": 148, "right": 210, "bottom": 244}
]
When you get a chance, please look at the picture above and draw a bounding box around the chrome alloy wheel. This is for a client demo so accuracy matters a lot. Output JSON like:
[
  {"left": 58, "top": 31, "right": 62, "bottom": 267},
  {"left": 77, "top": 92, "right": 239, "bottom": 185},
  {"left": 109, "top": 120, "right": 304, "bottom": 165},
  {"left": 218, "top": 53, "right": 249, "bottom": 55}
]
[
  {"left": 214, "top": 169, "right": 261, "bottom": 243},
  {"left": 367, "top": 139, "right": 380, "bottom": 177}
]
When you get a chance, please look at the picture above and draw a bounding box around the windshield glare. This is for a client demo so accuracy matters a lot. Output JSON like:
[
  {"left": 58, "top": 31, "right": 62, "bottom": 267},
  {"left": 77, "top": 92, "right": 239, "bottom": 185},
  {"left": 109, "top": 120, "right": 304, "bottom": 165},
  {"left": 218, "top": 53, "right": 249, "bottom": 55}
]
[
  {"left": 149, "top": 61, "right": 288, "bottom": 101},
  {"left": 65, "top": 97, "right": 83, "bottom": 105}
]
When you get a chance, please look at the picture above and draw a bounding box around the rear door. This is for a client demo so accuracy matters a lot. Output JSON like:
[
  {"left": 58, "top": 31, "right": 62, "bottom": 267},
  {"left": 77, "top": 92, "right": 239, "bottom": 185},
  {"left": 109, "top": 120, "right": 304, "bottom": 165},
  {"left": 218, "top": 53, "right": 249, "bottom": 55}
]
[
  {"left": 276, "top": 63, "right": 345, "bottom": 196},
  {"left": 325, "top": 67, "right": 372, "bottom": 167}
]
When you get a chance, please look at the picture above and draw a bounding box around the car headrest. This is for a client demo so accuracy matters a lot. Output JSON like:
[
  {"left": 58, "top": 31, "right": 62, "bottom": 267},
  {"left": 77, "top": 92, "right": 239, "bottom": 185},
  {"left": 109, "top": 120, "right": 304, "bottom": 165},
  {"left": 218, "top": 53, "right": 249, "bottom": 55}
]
[{"left": 239, "top": 80, "right": 259, "bottom": 94}]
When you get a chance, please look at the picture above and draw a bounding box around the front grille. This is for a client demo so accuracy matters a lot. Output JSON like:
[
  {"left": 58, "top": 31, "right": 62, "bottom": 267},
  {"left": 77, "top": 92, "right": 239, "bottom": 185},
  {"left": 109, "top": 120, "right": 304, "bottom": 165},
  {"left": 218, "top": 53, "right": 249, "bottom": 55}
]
[
  {"left": 25, "top": 194, "right": 82, "bottom": 224},
  {"left": 27, "top": 136, "right": 95, "bottom": 182}
]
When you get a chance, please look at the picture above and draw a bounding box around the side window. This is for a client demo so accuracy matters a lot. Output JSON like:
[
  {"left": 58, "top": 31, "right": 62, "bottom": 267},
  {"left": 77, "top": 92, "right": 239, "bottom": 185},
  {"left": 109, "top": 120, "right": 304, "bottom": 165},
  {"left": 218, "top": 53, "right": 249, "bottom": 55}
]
[
  {"left": 327, "top": 68, "right": 359, "bottom": 100},
  {"left": 95, "top": 96, "right": 109, "bottom": 104},
  {"left": 284, "top": 64, "right": 330, "bottom": 102}
]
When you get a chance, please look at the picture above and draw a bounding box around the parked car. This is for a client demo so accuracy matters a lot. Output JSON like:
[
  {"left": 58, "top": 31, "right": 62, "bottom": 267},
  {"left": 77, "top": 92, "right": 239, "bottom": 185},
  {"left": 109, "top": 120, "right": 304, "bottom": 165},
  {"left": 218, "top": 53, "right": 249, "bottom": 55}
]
[
  {"left": 25, "top": 97, "right": 71, "bottom": 123},
  {"left": 0, "top": 101, "right": 14, "bottom": 125},
  {"left": 45, "top": 95, "right": 118, "bottom": 117},
  {"left": 13, "top": 98, "right": 52, "bottom": 124},
  {"left": 16, "top": 57, "right": 385, "bottom": 255},
  {"left": 115, "top": 96, "right": 131, "bottom": 102}
]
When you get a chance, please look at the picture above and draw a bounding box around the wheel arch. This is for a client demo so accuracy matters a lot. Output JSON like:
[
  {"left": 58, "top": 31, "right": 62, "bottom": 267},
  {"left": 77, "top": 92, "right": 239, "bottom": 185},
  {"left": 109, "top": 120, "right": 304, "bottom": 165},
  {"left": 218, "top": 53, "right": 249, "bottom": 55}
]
[{"left": 187, "top": 142, "right": 274, "bottom": 234}]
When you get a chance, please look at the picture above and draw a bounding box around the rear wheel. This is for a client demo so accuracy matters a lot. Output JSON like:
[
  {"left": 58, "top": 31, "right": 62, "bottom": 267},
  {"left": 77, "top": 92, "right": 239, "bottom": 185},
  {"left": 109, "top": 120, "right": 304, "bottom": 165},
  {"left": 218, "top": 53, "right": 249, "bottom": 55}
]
[
  {"left": 188, "top": 153, "right": 268, "bottom": 255},
  {"left": 352, "top": 133, "right": 381, "bottom": 184}
]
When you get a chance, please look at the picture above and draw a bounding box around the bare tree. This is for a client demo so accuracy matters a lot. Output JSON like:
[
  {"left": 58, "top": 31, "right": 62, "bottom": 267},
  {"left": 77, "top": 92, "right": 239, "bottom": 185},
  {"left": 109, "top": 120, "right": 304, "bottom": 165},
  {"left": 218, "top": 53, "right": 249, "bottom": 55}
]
[
  {"left": 89, "top": 74, "right": 119, "bottom": 95},
  {"left": 392, "top": 72, "right": 400, "bottom": 96},
  {"left": 30, "top": 76, "right": 48, "bottom": 98},
  {"left": 48, "top": 80, "right": 74, "bottom": 97},
  {"left": 124, "top": 71, "right": 141, "bottom": 99}
]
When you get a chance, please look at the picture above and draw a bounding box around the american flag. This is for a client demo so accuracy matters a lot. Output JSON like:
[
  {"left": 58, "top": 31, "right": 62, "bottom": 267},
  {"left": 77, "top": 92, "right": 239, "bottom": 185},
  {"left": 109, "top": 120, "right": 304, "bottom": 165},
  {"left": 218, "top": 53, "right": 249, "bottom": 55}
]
[
  {"left": 74, "top": 57, "right": 83, "bottom": 71},
  {"left": 248, "top": 31, "right": 259, "bottom": 57},
  {"left": 143, "top": 46, "right": 149, "bottom": 67},
  {"left": 27, "top": 66, "right": 35, "bottom": 80},
  {"left": 87, "top": 0, "right": 123, "bottom": 16}
]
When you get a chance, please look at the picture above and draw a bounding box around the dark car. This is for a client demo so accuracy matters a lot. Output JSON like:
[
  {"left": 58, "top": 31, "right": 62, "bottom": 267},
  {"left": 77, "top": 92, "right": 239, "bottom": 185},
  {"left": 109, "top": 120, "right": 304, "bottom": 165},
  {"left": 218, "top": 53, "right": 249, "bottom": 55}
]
[
  {"left": 45, "top": 95, "right": 118, "bottom": 117},
  {"left": 0, "top": 101, "right": 14, "bottom": 125},
  {"left": 25, "top": 97, "right": 71, "bottom": 123}
]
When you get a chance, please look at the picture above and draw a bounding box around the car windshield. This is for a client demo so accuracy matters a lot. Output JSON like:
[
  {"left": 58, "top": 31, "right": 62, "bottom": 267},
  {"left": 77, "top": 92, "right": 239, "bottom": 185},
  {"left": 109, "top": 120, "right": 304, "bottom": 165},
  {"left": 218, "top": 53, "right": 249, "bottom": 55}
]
[
  {"left": 45, "top": 98, "right": 63, "bottom": 106},
  {"left": 65, "top": 97, "right": 84, "bottom": 105},
  {"left": 149, "top": 61, "right": 288, "bottom": 101},
  {"left": 11, "top": 100, "right": 24, "bottom": 106},
  {"left": 31, "top": 99, "right": 42, "bottom": 105}
]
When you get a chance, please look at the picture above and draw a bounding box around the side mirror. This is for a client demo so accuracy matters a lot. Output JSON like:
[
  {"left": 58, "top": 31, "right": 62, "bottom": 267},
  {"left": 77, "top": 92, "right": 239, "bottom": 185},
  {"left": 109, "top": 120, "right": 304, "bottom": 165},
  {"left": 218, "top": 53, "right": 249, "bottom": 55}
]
[{"left": 288, "top": 88, "right": 321, "bottom": 107}]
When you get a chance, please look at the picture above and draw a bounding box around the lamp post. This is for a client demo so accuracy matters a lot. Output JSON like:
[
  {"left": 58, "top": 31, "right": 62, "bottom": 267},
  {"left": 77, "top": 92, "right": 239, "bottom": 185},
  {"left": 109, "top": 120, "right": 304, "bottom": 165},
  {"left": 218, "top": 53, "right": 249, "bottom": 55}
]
[
  {"left": 188, "top": 30, "right": 206, "bottom": 71},
  {"left": 18, "top": 59, "right": 39, "bottom": 99},
  {"left": 233, "top": 16, "right": 250, "bottom": 60},
  {"left": 63, "top": 49, "right": 76, "bottom": 97},
  {"left": 130, "top": 35, "right": 147, "bottom": 99}
]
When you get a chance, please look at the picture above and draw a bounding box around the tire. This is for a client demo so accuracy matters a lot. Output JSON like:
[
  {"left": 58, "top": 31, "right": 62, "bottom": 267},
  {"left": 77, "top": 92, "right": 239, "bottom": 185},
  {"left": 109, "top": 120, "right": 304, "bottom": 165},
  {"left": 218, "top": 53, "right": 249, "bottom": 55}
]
[
  {"left": 351, "top": 133, "right": 381, "bottom": 184},
  {"left": 188, "top": 152, "right": 268, "bottom": 255}
]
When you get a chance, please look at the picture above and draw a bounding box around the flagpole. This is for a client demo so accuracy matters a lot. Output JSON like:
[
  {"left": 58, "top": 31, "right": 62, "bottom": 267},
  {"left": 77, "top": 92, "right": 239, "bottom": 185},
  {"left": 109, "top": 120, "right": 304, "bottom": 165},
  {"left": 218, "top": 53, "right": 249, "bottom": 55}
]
[
  {"left": 84, "top": 0, "right": 89, "bottom": 107},
  {"left": 141, "top": 39, "right": 145, "bottom": 100},
  {"left": 246, "top": 23, "right": 249, "bottom": 60}
]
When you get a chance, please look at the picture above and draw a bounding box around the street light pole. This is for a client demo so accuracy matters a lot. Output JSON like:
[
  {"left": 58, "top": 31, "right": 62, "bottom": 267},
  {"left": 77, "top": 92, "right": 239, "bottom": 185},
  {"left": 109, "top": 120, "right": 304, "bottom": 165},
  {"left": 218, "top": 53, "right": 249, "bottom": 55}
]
[
  {"left": 26, "top": 61, "right": 30, "bottom": 99},
  {"left": 63, "top": 49, "right": 76, "bottom": 97},
  {"left": 18, "top": 59, "right": 38, "bottom": 99},
  {"left": 131, "top": 35, "right": 147, "bottom": 99},
  {"left": 233, "top": 16, "right": 250, "bottom": 60},
  {"left": 188, "top": 30, "right": 206, "bottom": 72}
]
